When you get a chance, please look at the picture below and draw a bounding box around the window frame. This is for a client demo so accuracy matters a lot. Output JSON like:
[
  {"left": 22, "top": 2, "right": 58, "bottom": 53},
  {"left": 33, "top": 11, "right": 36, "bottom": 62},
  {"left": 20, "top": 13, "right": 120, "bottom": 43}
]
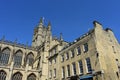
[
  {"left": 71, "top": 49, "right": 75, "bottom": 58},
  {"left": 66, "top": 52, "right": 69, "bottom": 60},
  {"left": 0, "top": 70, "right": 7, "bottom": 80},
  {"left": 62, "top": 66, "right": 65, "bottom": 79},
  {"left": 27, "top": 73, "right": 36, "bottom": 80},
  {"left": 86, "top": 57, "right": 92, "bottom": 73},
  {"left": 61, "top": 54, "right": 64, "bottom": 62},
  {"left": 67, "top": 65, "right": 70, "bottom": 77},
  {"left": 0, "top": 48, "right": 10, "bottom": 65},
  {"left": 77, "top": 46, "right": 81, "bottom": 55},
  {"left": 78, "top": 60, "right": 83, "bottom": 74},
  {"left": 72, "top": 62, "right": 76, "bottom": 76},
  {"left": 83, "top": 43, "right": 88, "bottom": 53},
  {"left": 27, "top": 53, "right": 34, "bottom": 66},
  {"left": 12, "top": 72, "right": 23, "bottom": 80},
  {"left": 14, "top": 50, "right": 23, "bottom": 68}
]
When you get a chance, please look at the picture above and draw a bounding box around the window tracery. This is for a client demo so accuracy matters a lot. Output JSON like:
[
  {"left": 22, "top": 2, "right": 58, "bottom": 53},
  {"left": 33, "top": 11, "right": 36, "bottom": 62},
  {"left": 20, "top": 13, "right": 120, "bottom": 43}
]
[
  {"left": 14, "top": 50, "right": 23, "bottom": 68},
  {"left": 0, "top": 48, "right": 10, "bottom": 65},
  {"left": 12, "top": 72, "right": 23, "bottom": 80},
  {"left": 27, "top": 73, "right": 36, "bottom": 80},
  {"left": 0, "top": 70, "right": 7, "bottom": 80},
  {"left": 27, "top": 53, "right": 34, "bottom": 66}
]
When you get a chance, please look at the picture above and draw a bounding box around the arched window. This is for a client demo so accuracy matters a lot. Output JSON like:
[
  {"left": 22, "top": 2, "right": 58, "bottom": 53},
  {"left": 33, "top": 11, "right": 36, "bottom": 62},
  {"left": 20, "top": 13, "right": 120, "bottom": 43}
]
[
  {"left": 27, "top": 53, "right": 34, "bottom": 66},
  {"left": 14, "top": 50, "right": 23, "bottom": 68},
  {"left": 27, "top": 73, "right": 36, "bottom": 80},
  {"left": 12, "top": 72, "right": 22, "bottom": 80},
  {"left": 0, "top": 70, "right": 7, "bottom": 80},
  {"left": 0, "top": 47, "right": 10, "bottom": 65}
]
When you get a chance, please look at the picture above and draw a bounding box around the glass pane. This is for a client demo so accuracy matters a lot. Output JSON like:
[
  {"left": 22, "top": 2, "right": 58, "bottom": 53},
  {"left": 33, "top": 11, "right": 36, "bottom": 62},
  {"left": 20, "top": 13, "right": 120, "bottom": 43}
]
[
  {"left": 27, "top": 53, "right": 34, "bottom": 66},
  {"left": 86, "top": 58, "right": 92, "bottom": 72},
  {"left": 27, "top": 74, "right": 36, "bottom": 80},
  {"left": 0, "top": 70, "right": 7, "bottom": 80},
  {"left": 14, "top": 51, "right": 23, "bottom": 68},
  {"left": 12, "top": 72, "right": 22, "bottom": 80},
  {"left": 79, "top": 60, "right": 83, "bottom": 74},
  {"left": 0, "top": 48, "right": 10, "bottom": 65}
]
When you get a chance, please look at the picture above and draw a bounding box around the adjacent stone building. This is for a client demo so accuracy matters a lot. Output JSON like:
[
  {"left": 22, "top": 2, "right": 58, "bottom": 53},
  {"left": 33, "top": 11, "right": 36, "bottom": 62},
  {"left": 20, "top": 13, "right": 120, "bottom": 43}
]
[{"left": 0, "top": 18, "right": 120, "bottom": 80}]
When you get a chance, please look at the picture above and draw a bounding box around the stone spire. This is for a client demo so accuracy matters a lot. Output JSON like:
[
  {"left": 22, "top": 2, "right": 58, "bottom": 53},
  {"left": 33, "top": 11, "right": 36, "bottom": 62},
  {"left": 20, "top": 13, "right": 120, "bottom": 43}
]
[
  {"left": 60, "top": 33, "right": 63, "bottom": 41},
  {"left": 38, "top": 17, "right": 43, "bottom": 28},
  {"left": 47, "top": 21, "right": 51, "bottom": 30}
]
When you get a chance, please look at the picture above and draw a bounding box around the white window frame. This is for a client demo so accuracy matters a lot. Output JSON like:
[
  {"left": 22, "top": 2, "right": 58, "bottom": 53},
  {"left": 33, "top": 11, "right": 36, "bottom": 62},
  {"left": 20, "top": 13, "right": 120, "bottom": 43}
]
[
  {"left": 66, "top": 65, "right": 70, "bottom": 77},
  {"left": 85, "top": 57, "right": 92, "bottom": 73},
  {"left": 71, "top": 49, "right": 74, "bottom": 58},
  {"left": 72, "top": 62, "right": 76, "bottom": 76},
  {"left": 78, "top": 60, "right": 83, "bottom": 74},
  {"left": 77, "top": 46, "right": 81, "bottom": 55}
]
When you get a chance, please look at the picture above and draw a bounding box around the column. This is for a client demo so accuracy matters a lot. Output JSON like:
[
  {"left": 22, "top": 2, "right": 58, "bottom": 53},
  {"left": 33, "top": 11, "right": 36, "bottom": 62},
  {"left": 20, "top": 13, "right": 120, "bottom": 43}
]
[{"left": 8, "top": 61, "right": 14, "bottom": 80}]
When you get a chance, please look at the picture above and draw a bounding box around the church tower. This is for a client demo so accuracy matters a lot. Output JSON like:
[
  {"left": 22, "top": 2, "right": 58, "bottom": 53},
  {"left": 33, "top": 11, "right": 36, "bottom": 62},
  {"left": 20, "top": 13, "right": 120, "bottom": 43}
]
[
  {"left": 32, "top": 18, "right": 52, "bottom": 80},
  {"left": 32, "top": 18, "right": 52, "bottom": 48}
]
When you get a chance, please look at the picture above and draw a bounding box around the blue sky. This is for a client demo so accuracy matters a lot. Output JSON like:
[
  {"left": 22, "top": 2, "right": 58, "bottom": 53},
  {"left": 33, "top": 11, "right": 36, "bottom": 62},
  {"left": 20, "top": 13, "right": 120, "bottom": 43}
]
[{"left": 0, "top": 0, "right": 120, "bottom": 45}]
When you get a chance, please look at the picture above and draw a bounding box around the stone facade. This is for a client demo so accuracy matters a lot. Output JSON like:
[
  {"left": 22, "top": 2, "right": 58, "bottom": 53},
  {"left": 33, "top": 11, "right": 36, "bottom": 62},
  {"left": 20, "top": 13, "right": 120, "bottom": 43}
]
[{"left": 0, "top": 18, "right": 120, "bottom": 80}]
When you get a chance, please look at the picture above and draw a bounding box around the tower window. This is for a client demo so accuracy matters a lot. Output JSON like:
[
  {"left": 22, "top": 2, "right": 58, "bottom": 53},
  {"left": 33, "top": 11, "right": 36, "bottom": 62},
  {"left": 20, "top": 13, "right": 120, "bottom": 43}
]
[
  {"left": 112, "top": 46, "right": 116, "bottom": 53},
  {"left": 53, "top": 58, "right": 56, "bottom": 64},
  {"left": 54, "top": 68, "right": 56, "bottom": 78},
  {"left": 62, "top": 66, "right": 65, "bottom": 79},
  {"left": 49, "top": 70, "right": 52, "bottom": 78},
  {"left": 61, "top": 55, "right": 64, "bottom": 62},
  {"left": 49, "top": 60, "right": 52, "bottom": 65}
]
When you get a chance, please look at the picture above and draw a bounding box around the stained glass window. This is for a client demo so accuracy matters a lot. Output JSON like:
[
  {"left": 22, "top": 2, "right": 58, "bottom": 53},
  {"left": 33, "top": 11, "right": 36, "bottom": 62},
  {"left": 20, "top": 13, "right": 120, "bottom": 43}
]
[
  {"left": 14, "top": 50, "right": 23, "bottom": 68},
  {"left": 0, "top": 48, "right": 10, "bottom": 65},
  {"left": 12, "top": 72, "right": 22, "bottom": 80},
  {"left": 27, "top": 73, "right": 36, "bottom": 80},
  {"left": 27, "top": 53, "right": 34, "bottom": 66},
  {"left": 0, "top": 70, "right": 7, "bottom": 80}
]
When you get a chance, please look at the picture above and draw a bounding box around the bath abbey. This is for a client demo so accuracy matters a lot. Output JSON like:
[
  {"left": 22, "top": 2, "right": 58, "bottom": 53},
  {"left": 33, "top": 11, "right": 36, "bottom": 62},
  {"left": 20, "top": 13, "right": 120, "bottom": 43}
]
[{"left": 0, "top": 18, "right": 120, "bottom": 80}]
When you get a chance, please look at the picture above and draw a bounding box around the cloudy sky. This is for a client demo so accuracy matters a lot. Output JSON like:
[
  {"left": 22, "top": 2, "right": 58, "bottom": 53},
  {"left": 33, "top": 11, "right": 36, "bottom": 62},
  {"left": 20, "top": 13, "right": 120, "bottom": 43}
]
[{"left": 0, "top": 0, "right": 120, "bottom": 45}]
